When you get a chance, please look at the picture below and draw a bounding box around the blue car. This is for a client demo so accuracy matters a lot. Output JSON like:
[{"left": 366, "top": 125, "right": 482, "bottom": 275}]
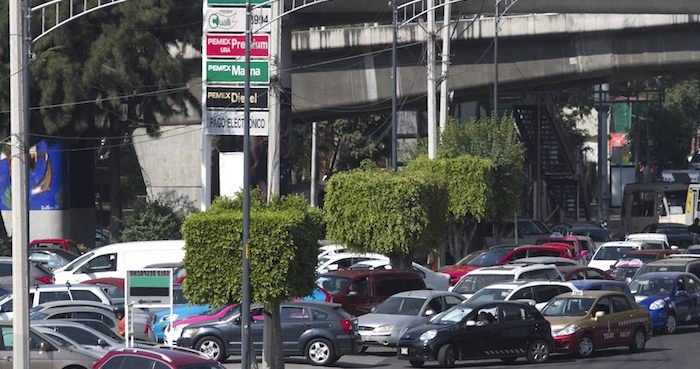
[
  {"left": 629, "top": 272, "right": 700, "bottom": 334},
  {"left": 152, "top": 287, "right": 210, "bottom": 342}
]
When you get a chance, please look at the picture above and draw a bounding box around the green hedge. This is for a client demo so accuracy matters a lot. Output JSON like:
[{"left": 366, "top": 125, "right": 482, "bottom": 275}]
[
  {"left": 181, "top": 195, "right": 322, "bottom": 306},
  {"left": 408, "top": 155, "right": 494, "bottom": 223},
  {"left": 324, "top": 168, "right": 447, "bottom": 255}
]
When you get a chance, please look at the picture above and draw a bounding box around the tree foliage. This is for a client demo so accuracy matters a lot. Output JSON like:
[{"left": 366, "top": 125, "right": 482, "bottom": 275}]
[
  {"left": 439, "top": 115, "right": 525, "bottom": 221},
  {"left": 182, "top": 193, "right": 322, "bottom": 307},
  {"left": 121, "top": 192, "right": 196, "bottom": 242},
  {"left": 323, "top": 166, "right": 447, "bottom": 259}
]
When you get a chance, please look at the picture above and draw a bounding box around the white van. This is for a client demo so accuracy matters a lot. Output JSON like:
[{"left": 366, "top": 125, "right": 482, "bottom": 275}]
[{"left": 53, "top": 240, "right": 185, "bottom": 284}]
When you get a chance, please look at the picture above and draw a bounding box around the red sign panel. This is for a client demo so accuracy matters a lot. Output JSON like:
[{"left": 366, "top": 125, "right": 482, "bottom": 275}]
[{"left": 206, "top": 34, "right": 269, "bottom": 58}]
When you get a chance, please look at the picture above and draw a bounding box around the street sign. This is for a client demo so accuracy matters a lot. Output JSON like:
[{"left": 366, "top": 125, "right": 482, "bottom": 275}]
[
  {"left": 204, "top": 6, "right": 271, "bottom": 33},
  {"left": 206, "top": 60, "right": 269, "bottom": 83},
  {"left": 205, "top": 110, "right": 269, "bottom": 136},
  {"left": 206, "top": 86, "right": 269, "bottom": 109},
  {"left": 207, "top": 34, "right": 269, "bottom": 58},
  {"left": 126, "top": 269, "right": 172, "bottom": 306},
  {"left": 208, "top": 0, "right": 268, "bottom": 5}
]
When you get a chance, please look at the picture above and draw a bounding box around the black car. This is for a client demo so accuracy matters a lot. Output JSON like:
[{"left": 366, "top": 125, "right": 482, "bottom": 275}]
[
  {"left": 176, "top": 301, "right": 360, "bottom": 366},
  {"left": 397, "top": 301, "right": 553, "bottom": 367}
]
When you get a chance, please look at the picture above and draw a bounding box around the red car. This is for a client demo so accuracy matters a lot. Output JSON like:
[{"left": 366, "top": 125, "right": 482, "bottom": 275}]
[
  {"left": 442, "top": 245, "right": 574, "bottom": 285},
  {"left": 30, "top": 239, "right": 81, "bottom": 255},
  {"left": 93, "top": 347, "right": 224, "bottom": 369}
]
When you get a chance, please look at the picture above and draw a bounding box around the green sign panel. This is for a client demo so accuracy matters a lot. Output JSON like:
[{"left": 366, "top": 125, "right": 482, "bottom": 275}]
[
  {"left": 127, "top": 269, "right": 172, "bottom": 305},
  {"left": 208, "top": 0, "right": 268, "bottom": 4},
  {"left": 206, "top": 60, "right": 269, "bottom": 83}
]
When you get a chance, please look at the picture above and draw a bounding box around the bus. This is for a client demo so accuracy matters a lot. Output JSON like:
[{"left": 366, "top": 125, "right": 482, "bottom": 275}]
[{"left": 620, "top": 182, "right": 700, "bottom": 235}]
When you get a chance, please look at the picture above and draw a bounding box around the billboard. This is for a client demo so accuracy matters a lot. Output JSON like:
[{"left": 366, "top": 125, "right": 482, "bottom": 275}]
[{"left": 0, "top": 140, "right": 66, "bottom": 210}]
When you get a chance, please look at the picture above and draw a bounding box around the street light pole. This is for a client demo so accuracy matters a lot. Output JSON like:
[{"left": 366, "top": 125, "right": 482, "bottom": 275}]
[
  {"left": 241, "top": 0, "right": 252, "bottom": 368},
  {"left": 427, "top": 0, "right": 437, "bottom": 159},
  {"left": 595, "top": 83, "right": 610, "bottom": 224},
  {"left": 438, "top": 0, "right": 452, "bottom": 134},
  {"left": 9, "top": 0, "right": 30, "bottom": 368},
  {"left": 391, "top": 0, "right": 398, "bottom": 169},
  {"left": 493, "top": 0, "right": 499, "bottom": 116}
]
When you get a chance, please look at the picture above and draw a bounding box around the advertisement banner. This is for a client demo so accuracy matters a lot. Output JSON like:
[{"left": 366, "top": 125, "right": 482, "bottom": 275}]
[
  {"left": 206, "top": 86, "right": 269, "bottom": 109},
  {"left": 206, "top": 34, "right": 269, "bottom": 58},
  {"left": 204, "top": 6, "right": 271, "bottom": 33},
  {"left": 206, "top": 60, "right": 269, "bottom": 83},
  {"left": 0, "top": 140, "right": 66, "bottom": 210},
  {"left": 205, "top": 110, "right": 269, "bottom": 136}
]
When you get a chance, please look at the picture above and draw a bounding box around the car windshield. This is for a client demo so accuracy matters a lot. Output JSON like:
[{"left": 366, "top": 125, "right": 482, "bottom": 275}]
[
  {"left": 622, "top": 253, "right": 657, "bottom": 263},
  {"left": 467, "top": 288, "right": 513, "bottom": 303},
  {"left": 62, "top": 252, "right": 94, "bottom": 272},
  {"left": 430, "top": 306, "right": 473, "bottom": 325},
  {"left": 455, "top": 250, "right": 482, "bottom": 266},
  {"left": 609, "top": 266, "right": 640, "bottom": 279},
  {"left": 222, "top": 305, "right": 242, "bottom": 320},
  {"left": 315, "top": 275, "right": 351, "bottom": 295},
  {"left": 629, "top": 278, "right": 675, "bottom": 295},
  {"left": 453, "top": 274, "right": 513, "bottom": 295},
  {"left": 374, "top": 297, "right": 425, "bottom": 315},
  {"left": 594, "top": 246, "right": 636, "bottom": 260},
  {"left": 541, "top": 297, "right": 595, "bottom": 317},
  {"left": 636, "top": 265, "right": 685, "bottom": 275},
  {"left": 466, "top": 249, "right": 510, "bottom": 267},
  {"left": 205, "top": 305, "right": 229, "bottom": 316}
]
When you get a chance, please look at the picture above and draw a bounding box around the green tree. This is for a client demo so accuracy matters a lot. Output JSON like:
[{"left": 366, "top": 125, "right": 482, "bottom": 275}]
[
  {"left": 0, "top": 1, "right": 201, "bottom": 242},
  {"left": 439, "top": 115, "right": 526, "bottom": 245},
  {"left": 408, "top": 155, "right": 495, "bottom": 258},
  {"left": 120, "top": 192, "right": 196, "bottom": 242},
  {"left": 323, "top": 164, "right": 448, "bottom": 267},
  {"left": 182, "top": 193, "right": 322, "bottom": 369}
]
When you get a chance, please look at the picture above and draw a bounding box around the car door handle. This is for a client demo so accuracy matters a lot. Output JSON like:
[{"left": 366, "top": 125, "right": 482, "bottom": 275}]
[{"left": 4, "top": 356, "right": 11, "bottom": 362}]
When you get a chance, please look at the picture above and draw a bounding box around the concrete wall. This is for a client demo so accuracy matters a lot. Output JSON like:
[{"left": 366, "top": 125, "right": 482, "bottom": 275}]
[
  {"left": 1, "top": 208, "right": 95, "bottom": 247},
  {"left": 132, "top": 125, "right": 203, "bottom": 206}
]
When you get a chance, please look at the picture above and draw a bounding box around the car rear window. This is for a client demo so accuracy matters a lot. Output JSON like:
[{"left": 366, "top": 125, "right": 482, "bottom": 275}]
[
  {"left": 594, "top": 246, "right": 636, "bottom": 260},
  {"left": 453, "top": 274, "right": 512, "bottom": 295},
  {"left": 636, "top": 264, "right": 685, "bottom": 275},
  {"left": 315, "top": 275, "right": 351, "bottom": 295},
  {"left": 466, "top": 249, "right": 511, "bottom": 267},
  {"left": 374, "top": 297, "right": 425, "bottom": 315}
]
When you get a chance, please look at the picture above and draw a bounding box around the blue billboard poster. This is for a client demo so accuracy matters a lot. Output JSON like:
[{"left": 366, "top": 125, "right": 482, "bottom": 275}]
[{"left": 0, "top": 140, "right": 66, "bottom": 210}]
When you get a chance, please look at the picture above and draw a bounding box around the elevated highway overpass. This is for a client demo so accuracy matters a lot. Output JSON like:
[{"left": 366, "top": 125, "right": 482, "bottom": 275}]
[{"left": 288, "top": 13, "right": 700, "bottom": 119}]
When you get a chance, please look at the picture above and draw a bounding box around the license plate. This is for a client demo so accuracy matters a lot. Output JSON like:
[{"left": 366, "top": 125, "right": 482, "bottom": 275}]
[{"left": 400, "top": 347, "right": 408, "bottom": 355}]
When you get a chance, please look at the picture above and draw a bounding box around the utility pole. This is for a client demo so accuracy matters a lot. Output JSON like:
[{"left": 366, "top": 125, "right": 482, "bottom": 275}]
[
  {"left": 595, "top": 83, "right": 610, "bottom": 224},
  {"left": 493, "top": 0, "right": 499, "bottom": 116},
  {"left": 310, "top": 122, "right": 317, "bottom": 207},
  {"left": 391, "top": 0, "right": 398, "bottom": 169},
  {"left": 9, "top": 0, "right": 30, "bottom": 367},
  {"left": 241, "top": 1, "right": 252, "bottom": 368},
  {"left": 439, "top": 0, "right": 452, "bottom": 134},
  {"left": 427, "top": 0, "right": 437, "bottom": 159}
]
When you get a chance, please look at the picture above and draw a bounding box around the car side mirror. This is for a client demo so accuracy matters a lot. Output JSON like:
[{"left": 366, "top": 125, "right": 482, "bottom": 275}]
[
  {"left": 465, "top": 320, "right": 476, "bottom": 327},
  {"left": 676, "top": 290, "right": 687, "bottom": 297},
  {"left": 97, "top": 338, "right": 108, "bottom": 347},
  {"left": 39, "top": 342, "right": 55, "bottom": 352},
  {"left": 425, "top": 309, "right": 436, "bottom": 316},
  {"left": 594, "top": 311, "right": 606, "bottom": 320}
]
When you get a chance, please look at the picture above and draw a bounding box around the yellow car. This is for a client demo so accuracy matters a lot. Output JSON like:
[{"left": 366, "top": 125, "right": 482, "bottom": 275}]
[{"left": 540, "top": 290, "right": 652, "bottom": 357}]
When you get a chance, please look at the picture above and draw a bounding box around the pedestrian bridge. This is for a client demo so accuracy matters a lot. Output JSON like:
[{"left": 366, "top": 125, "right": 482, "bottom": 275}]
[{"left": 289, "top": 13, "right": 700, "bottom": 119}]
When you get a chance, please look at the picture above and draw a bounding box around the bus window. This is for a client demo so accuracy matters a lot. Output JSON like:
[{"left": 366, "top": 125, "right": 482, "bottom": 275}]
[
  {"left": 666, "top": 191, "right": 687, "bottom": 215},
  {"left": 631, "top": 191, "right": 655, "bottom": 217}
]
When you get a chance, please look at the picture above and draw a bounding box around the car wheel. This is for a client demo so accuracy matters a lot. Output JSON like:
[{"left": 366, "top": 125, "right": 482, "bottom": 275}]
[
  {"left": 437, "top": 344, "right": 456, "bottom": 367},
  {"left": 195, "top": 336, "right": 226, "bottom": 362},
  {"left": 409, "top": 360, "right": 425, "bottom": 368},
  {"left": 305, "top": 338, "right": 336, "bottom": 366},
  {"left": 664, "top": 314, "right": 677, "bottom": 334},
  {"left": 526, "top": 340, "right": 550, "bottom": 364},
  {"left": 577, "top": 334, "right": 595, "bottom": 358},
  {"left": 629, "top": 328, "right": 647, "bottom": 352}
]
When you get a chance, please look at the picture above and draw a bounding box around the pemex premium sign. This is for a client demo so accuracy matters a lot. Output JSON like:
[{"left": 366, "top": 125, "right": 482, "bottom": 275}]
[{"left": 206, "top": 34, "right": 270, "bottom": 58}]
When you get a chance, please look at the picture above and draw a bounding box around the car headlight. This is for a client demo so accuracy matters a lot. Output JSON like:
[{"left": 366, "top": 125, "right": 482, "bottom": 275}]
[
  {"left": 419, "top": 330, "right": 437, "bottom": 342},
  {"left": 374, "top": 325, "right": 394, "bottom": 333},
  {"left": 182, "top": 328, "right": 199, "bottom": 338},
  {"left": 553, "top": 324, "right": 581, "bottom": 337},
  {"left": 649, "top": 299, "right": 666, "bottom": 310},
  {"left": 160, "top": 313, "right": 179, "bottom": 322}
]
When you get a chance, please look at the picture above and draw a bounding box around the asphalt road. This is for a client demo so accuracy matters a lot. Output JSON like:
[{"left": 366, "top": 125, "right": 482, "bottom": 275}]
[{"left": 222, "top": 326, "right": 700, "bottom": 369}]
